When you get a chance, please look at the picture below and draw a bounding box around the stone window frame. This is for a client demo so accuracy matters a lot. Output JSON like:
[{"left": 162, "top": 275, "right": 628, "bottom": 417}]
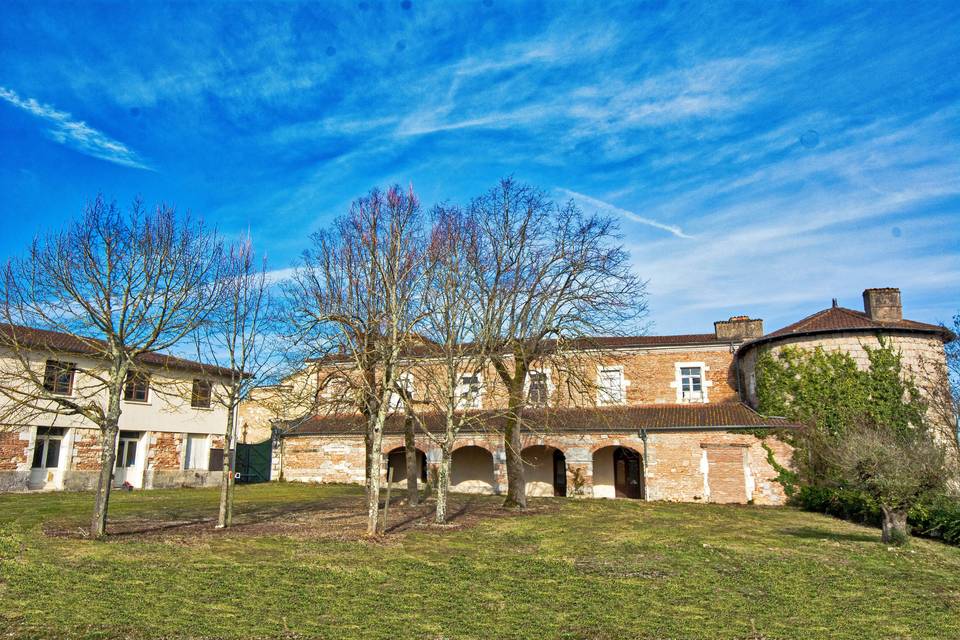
[
  {"left": 524, "top": 367, "right": 554, "bottom": 407},
  {"left": 455, "top": 372, "right": 484, "bottom": 410},
  {"left": 596, "top": 365, "right": 629, "bottom": 406},
  {"left": 671, "top": 361, "right": 712, "bottom": 403}
]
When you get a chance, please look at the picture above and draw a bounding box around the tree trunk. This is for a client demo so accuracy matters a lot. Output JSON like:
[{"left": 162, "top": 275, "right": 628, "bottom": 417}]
[
  {"left": 90, "top": 421, "right": 120, "bottom": 539},
  {"left": 435, "top": 442, "right": 452, "bottom": 524},
  {"left": 366, "top": 425, "right": 384, "bottom": 536},
  {"left": 363, "top": 428, "right": 373, "bottom": 505},
  {"left": 217, "top": 404, "right": 237, "bottom": 528},
  {"left": 404, "top": 413, "right": 418, "bottom": 506},
  {"left": 502, "top": 412, "right": 526, "bottom": 509},
  {"left": 881, "top": 505, "right": 909, "bottom": 545}
]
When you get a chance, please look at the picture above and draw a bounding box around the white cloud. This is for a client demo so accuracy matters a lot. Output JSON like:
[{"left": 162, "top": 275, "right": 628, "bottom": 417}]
[
  {"left": 0, "top": 86, "right": 152, "bottom": 170},
  {"left": 557, "top": 189, "right": 692, "bottom": 239}
]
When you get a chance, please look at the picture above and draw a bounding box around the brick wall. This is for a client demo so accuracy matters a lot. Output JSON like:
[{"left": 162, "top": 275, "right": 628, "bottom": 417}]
[
  {"left": 148, "top": 432, "right": 183, "bottom": 470},
  {"left": 0, "top": 431, "right": 27, "bottom": 471},
  {"left": 71, "top": 428, "right": 104, "bottom": 471},
  {"left": 617, "top": 348, "right": 738, "bottom": 404}
]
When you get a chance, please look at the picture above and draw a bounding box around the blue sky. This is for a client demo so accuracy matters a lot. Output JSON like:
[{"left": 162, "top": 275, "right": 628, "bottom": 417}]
[{"left": 1, "top": 1, "right": 958, "bottom": 335}]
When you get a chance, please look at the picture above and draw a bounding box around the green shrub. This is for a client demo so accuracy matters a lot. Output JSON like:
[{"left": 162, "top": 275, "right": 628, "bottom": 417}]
[
  {"left": 911, "top": 495, "right": 960, "bottom": 545},
  {"left": 795, "top": 485, "right": 960, "bottom": 545}
]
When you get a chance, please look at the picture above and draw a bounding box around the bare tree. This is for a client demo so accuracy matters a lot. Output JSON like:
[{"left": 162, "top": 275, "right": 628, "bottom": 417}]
[
  {"left": 915, "top": 314, "right": 959, "bottom": 466},
  {"left": 0, "top": 196, "right": 223, "bottom": 538},
  {"left": 286, "top": 186, "right": 426, "bottom": 536},
  {"left": 195, "top": 236, "right": 277, "bottom": 528},
  {"left": 468, "top": 179, "right": 647, "bottom": 508},
  {"left": 404, "top": 204, "right": 490, "bottom": 523}
]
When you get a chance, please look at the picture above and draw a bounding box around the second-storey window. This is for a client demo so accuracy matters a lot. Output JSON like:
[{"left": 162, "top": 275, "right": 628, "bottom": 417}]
[
  {"left": 389, "top": 373, "right": 414, "bottom": 411},
  {"left": 456, "top": 374, "right": 482, "bottom": 409},
  {"left": 598, "top": 367, "right": 625, "bottom": 405},
  {"left": 123, "top": 372, "right": 150, "bottom": 403},
  {"left": 527, "top": 371, "right": 549, "bottom": 407},
  {"left": 42, "top": 360, "right": 75, "bottom": 395},
  {"left": 191, "top": 379, "right": 213, "bottom": 408},
  {"left": 679, "top": 366, "right": 704, "bottom": 402}
]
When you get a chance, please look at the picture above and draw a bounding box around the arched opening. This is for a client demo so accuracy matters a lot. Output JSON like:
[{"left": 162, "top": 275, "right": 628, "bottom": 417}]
[
  {"left": 450, "top": 446, "right": 495, "bottom": 494},
  {"left": 521, "top": 445, "right": 567, "bottom": 497},
  {"left": 592, "top": 446, "right": 644, "bottom": 499},
  {"left": 386, "top": 447, "right": 427, "bottom": 486}
]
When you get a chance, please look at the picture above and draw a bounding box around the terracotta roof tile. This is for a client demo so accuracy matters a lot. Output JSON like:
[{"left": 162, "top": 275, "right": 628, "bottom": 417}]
[
  {"left": 281, "top": 402, "right": 796, "bottom": 437},
  {"left": 744, "top": 306, "right": 954, "bottom": 348},
  {"left": 0, "top": 323, "right": 239, "bottom": 378},
  {"left": 309, "top": 333, "right": 731, "bottom": 364}
]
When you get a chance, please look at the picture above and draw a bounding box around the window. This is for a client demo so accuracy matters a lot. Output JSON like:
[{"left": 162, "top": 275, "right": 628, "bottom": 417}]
[
  {"left": 456, "top": 374, "right": 482, "bottom": 409},
  {"left": 31, "top": 427, "right": 64, "bottom": 470},
  {"left": 679, "top": 365, "right": 704, "bottom": 402},
  {"left": 208, "top": 447, "right": 225, "bottom": 472},
  {"left": 527, "top": 371, "right": 549, "bottom": 407},
  {"left": 123, "top": 372, "right": 150, "bottom": 403},
  {"left": 115, "top": 431, "right": 140, "bottom": 468},
  {"left": 389, "top": 373, "right": 414, "bottom": 411},
  {"left": 320, "top": 376, "right": 349, "bottom": 400},
  {"left": 191, "top": 379, "right": 212, "bottom": 408},
  {"left": 42, "top": 360, "right": 74, "bottom": 395},
  {"left": 598, "top": 367, "right": 625, "bottom": 405},
  {"left": 183, "top": 434, "right": 208, "bottom": 470}
]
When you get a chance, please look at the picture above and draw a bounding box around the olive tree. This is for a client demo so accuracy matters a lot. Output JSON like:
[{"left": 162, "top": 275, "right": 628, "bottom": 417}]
[{"left": 831, "top": 418, "right": 948, "bottom": 544}]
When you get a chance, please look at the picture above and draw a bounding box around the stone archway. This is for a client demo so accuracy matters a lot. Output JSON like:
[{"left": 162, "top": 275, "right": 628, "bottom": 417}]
[
  {"left": 450, "top": 445, "right": 496, "bottom": 494},
  {"left": 592, "top": 445, "right": 644, "bottom": 499},
  {"left": 386, "top": 447, "right": 427, "bottom": 486},
  {"left": 521, "top": 445, "right": 567, "bottom": 497}
]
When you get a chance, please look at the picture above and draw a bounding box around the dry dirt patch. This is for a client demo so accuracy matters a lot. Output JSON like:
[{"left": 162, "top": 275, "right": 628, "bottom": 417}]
[{"left": 43, "top": 492, "right": 559, "bottom": 543}]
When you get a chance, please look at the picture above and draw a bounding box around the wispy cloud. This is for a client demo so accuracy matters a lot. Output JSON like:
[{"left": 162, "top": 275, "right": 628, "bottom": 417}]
[
  {"left": 0, "top": 86, "right": 151, "bottom": 170},
  {"left": 2, "top": 2, "right": 957, "bottom": 333},
  {"left": 557, "top": 189, "right": 692, "bottom": 239}
]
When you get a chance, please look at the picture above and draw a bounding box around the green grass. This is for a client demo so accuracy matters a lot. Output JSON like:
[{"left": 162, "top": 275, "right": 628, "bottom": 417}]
[{"left": 1, "top": 483, "right": 959, "bottom": 639}]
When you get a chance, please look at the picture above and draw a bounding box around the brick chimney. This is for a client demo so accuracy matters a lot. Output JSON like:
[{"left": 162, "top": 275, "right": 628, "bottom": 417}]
[
  {"left": 714, "top": 316, "right": 764, "bottom": 341},
  {"left": 862, "top": 288, "right": 902, "bottom": 322}
]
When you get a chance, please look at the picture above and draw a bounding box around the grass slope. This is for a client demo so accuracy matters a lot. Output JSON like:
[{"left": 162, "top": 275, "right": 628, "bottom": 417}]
[{"left": 1, "top": 483, "right": 958, "bottom": 639}]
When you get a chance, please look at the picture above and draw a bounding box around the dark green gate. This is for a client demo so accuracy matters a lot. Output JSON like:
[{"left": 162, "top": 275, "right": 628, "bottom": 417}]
[{"left": 235, "top": 439, "right": 272, "bottom": 484}]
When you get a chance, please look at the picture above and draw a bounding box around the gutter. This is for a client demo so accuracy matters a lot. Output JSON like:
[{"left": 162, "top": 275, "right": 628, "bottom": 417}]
[{"left": 280, "top": 422, "right": 799, "bottom": 438}]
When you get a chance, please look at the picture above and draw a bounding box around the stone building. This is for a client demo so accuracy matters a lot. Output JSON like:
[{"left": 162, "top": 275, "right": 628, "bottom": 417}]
[
  {"left": 259, "top": 287, "right": 955, "bottom": 505},
  {"left": 0, "top": 324, "right": 236, "bottom": 491}
]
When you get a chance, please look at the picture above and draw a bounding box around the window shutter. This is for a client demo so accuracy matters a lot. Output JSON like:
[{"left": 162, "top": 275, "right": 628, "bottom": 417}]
[{"left": 208, "top": 448, "right": 224, "bottom": 471}]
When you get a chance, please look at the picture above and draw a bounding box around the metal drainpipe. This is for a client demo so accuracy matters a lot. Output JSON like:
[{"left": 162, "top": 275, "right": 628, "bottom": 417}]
[{"left": 640, "top": 428, "right": 649, "bottom": 501}]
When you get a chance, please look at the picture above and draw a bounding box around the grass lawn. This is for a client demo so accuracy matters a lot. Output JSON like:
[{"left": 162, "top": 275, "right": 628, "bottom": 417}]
[{"left": 1, "top": 483, "right": 959, "bottom": 639}]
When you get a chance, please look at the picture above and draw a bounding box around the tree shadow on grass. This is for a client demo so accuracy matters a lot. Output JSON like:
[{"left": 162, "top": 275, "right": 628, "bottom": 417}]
[
  {"left": 46, "top": 492, "right": 555, "bottom": 541},
  {"left": 382, "top": 496, "right": 481, "bottom": 533},
  {"left": 780, "top": 526, "right": 878, "bottom": 543}
]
